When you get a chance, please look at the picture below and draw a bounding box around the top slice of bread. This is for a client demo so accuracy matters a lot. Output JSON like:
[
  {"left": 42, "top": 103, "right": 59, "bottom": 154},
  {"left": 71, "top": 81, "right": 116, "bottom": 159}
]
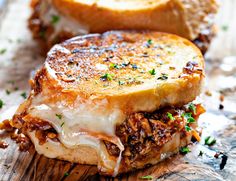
[
  {"left": 51, "top": 0, "right": 218, "bottom": 40},
  {"left": 33, "top": 31, "right": 204, "bottom": 113}
]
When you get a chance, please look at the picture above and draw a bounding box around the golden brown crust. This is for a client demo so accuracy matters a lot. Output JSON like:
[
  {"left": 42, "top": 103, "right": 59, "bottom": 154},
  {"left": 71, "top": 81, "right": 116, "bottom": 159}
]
[
  {"left": 28, "top": 0, "right": 218, "bottom": 53},
  {"left": 52, "top": 0, "right": 218, "bottom": 40},
  {"left": 35, "top": 31, "right": 203, "bottom": 113}
]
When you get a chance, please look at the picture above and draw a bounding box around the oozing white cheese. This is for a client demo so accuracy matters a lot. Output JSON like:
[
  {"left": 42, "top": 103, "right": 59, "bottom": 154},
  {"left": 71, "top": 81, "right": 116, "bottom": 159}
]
[
  {"left": 27, "top": 93, "right": 125, "bottom": 175},
  {"left": 39, "top": 0, "right": 89, "bottom": 40}
]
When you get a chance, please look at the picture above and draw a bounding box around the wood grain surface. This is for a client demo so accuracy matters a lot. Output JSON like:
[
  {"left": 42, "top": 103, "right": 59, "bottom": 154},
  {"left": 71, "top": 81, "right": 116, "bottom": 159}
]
[{"left": 0, "top": 0, "right": 236, "bottom": 181}]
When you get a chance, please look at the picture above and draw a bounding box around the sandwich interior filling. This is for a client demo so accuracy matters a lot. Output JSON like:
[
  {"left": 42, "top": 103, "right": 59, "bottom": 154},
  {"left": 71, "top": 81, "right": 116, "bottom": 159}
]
[{"left": 1, "top": 102, "right": 205, "bottom": 175}]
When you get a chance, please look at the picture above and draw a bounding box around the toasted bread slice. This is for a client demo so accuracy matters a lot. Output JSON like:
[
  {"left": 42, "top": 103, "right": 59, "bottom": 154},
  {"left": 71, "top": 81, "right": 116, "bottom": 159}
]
[
  {"left": 10, "top": 31, "right": 204, "bottom": 176},
  {"left": 51, "top": 0, "right": 218, "bottom": 40},
  {"left": 34, "top": 31, "right": 204, "bottom": 113}
]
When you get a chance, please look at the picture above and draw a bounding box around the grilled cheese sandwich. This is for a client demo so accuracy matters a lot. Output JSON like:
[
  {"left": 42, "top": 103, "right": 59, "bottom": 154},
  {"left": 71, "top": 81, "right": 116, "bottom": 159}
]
[{"left": 4, "top": 31, "right": 205, "bottom": 176}]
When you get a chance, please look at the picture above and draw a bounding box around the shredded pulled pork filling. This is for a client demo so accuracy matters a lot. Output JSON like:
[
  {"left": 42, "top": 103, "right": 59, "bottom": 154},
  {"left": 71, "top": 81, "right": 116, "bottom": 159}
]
[
  {"left": 0, "top": 103, "right": 205, "bottom": 166},
  {"left": 104, "top": 104, "right": 205, "bottom": 168}
]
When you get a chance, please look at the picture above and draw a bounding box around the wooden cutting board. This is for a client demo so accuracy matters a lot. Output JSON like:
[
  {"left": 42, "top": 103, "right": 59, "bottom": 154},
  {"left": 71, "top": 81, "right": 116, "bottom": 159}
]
[{"left": 0, "top": 0, "right": 236, "bottom": 180}]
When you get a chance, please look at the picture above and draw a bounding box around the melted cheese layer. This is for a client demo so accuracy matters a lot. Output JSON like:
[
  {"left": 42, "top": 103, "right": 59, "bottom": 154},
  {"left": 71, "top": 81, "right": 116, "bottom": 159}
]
[{"left": 27, "top": 94, "right": 125, "bottom": 175}]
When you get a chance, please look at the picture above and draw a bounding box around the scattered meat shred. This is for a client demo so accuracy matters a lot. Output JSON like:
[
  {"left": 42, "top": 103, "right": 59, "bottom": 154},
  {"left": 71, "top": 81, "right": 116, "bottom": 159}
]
[
  {"left": 0, "top": 117, "right": 58, "bottom": 151},
  {"left": 0, "top": 140, "right": 9, "bottom": 149}
]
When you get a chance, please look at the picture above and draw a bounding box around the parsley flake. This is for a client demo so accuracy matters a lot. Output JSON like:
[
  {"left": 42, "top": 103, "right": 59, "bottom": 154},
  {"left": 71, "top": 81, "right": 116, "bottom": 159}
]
[
  {"left": 51, "top": 15, "right": 60, "bottom": 25},
  {"left": 140, "top": 175, "right": 153, "bottom": 180},
  {"left": 121, "top": 62, "right": 130, "bottom": 67},
  {"left": 149, "top": 69, "right": 156, "bottom": 75},
  {"left": 131, "top": 64, "right": 138, "bottom": 69},
  {"left": 147, "top": 39, "right": 153, "bottom": 45},
  {"left": 198, "top": 150, "right": 204, "bottom": 156},
  {"left": 6, "top": 90, "right": 11, "bottom": 95},
  {"left": 167, "top": 112, "right": 175, "bottom": 121},
  {"left": 180, "top": 146, "right": 191, "bottom": 154},
  {"left": 109, "top": 63, "right": 120, "bottom": 69},
  {"left": 56, "top": 114, "right": 62, "bottom": 120},
  {"left": 188, "top": 103, "right": 196, "bottom": 114},
  {"left": 21, "top": 92, "right": 27, "bottom": 99},
  {"left": 185, "top": 125, "right": 191, "bottom": 132},
  {"left": 100, "top": 73, "right": 113, "bottom": 81},
  {"left": 0, "top": 48, "right": 7, "bottom": 55},
  {"left": 182, "top": 112, "right": 195, "bottom": 123},
  {"left": 204, "top": 136, "right": 216, "bottom": 146},
  {"left": 118, "top": 80, "right": 125, "bottom": 85},
  {"left": 17, "top": 39, "right": 22, "bottom": 43},
  {"left": 109, "top": 63, "right": 115, "bottom": 69},
  {"left": 0, "top": 99, "right": 4, "bottom": 109},
  {"left": 221, "top": 25, "right": 228, "bottom": 31},
  {"left": 60, "top": 122, "right": 65, "bottom": 127},
  {"left": 157, "top": 73, "right": 168, "bottom": 80},
  {"left": 64, "top": 172, "right": 69, "bottom": 177}
]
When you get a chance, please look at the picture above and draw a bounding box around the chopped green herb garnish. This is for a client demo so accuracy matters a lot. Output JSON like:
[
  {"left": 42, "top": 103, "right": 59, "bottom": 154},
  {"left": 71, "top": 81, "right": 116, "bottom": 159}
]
[
  {"left": 185, "top": 125, "right": 191, "bottom": 132},
  {"left": 147, "top": 39, "right": 153, "bottom": 45},
  {"left": 51, "top": 15, "right": 60, "bottom": 25},
  {"left": 198, "top": 150, "right": 204, "bottom": 156},
  {"left": 109, "top": 63, "right": 120, "bottom": 69},
  {"left": 114, "top": 64, "right": 120, "bottom": 69},
  {"left": 109, "top": 63, "right": 115, "bottom": 69},
  {"left": 6, "top": 90, "right": 11, "bottom": 95},
  {"left": 0, "top": 99, "right": 4, "bottom": 109},
  {"left": 221, "top": 25, "right": 228, "bottom": 31},
  {"left": 204, "top": 136, "right": 216, "bottom": 146},
  {"left": 182, "top": 112, "right": 195, "bottom": 123},
  {"left": 14, "top": 87, "right": 19, "bottom": 91},
  {"left": 118, "top": 80, "right": 125, "bottom": 85},
  {"left": 0, "top": 48, "right": 7, "bottom": 55},
  {"left": 56, "top": 114, "right": 62, "bottom": 120},
  {"left": 167, "top": 112, "right": 175, "bottom": 121},
  {"left": 131, "top": 64, "right": 138, "bottom": 69},
  {"left": 180, "top": 146, "right": 191, "bottom": 154},
  {"left": 149, "top": 69, "right": 156, "bottom": 75},
  {"left": 157, "top": 73, "right": 168, "bottom": 80},
  {"left": 188, "top": 103, "right": 196, "bottom": 114},
  {"left": 64, "top": 172, "right": 69, "bottom": 177},
  {"left": 140, "top": 175, "right": 153, "bottom": 180},
  {"left": 100, "top": 73, "right": 113, "bottom": 81},
  {"left": 21, "top": 92, "right": 27, "bottom": 99},
  {"left": 121, "top": 62, "right": 130, "bottom": 67},
  {"left": 60, "top": 122, "right": 65, "bottom": 127},
  {"left": 17, "top": 39, "right": 22, "bottom": 43}
]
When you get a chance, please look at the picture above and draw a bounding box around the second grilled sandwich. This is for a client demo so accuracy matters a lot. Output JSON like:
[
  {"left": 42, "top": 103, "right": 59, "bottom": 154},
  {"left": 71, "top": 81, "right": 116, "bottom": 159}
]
[{"left": 29, "top": 0, "right": 218, "bottom": 53}]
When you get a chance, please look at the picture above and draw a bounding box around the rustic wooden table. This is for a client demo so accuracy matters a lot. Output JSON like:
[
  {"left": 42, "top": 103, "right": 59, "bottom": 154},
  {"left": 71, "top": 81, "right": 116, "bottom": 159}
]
[{"left": 0, "top": 0, "right": 236, "bottom": 181}]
